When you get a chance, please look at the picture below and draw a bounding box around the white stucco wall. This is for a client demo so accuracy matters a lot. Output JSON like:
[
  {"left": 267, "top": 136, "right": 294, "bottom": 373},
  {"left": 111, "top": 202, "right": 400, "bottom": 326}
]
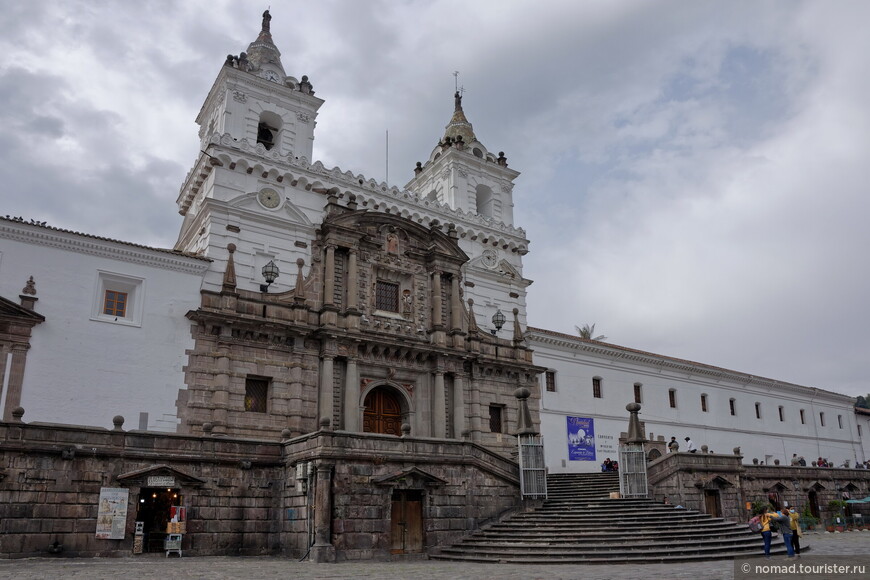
[
  {"left": 529, "top": 329, "right": 865, "bottom": 473},
  {"left": 0, "top": 221, "right": 208, "bottom": 431}
]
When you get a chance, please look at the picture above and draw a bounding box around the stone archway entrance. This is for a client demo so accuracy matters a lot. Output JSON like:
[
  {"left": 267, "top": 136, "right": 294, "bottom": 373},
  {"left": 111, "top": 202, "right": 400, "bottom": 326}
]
[{"left": 363, "top": 387, "right": 403, "bottom": 436}]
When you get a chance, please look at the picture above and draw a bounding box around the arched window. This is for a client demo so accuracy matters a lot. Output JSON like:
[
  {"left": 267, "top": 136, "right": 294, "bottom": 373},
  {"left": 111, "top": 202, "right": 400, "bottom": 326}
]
[
  {"left": 475, "top": 184, "right": 494, "bottom": 218},
  {"left": 256, "top": 111, "right": 283, "bottom": 151}
]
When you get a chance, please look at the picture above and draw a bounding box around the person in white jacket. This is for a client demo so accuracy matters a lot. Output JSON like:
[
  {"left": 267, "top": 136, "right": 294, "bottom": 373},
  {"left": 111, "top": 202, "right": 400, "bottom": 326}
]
[{"left": 685, "top": 437, "right": 697, "bottom": 453}]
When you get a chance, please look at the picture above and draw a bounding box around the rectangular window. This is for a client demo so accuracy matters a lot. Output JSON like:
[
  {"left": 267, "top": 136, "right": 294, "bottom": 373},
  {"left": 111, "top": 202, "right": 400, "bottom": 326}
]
[
  {"left": 755, "top": 403, "right": 761, "bottom": 419},
  {"left": 819, "top": 412, "right": 825, "bottom": 427},
  {"left": 668, "top": 389, "right": 677, "bottom": 409},
  {"left": 545, "top": 371, "right": 556, "bottom": 392},
  {"left": 778, "top": 406, "right": 784, "bottom": 422},
  {"left": 859, "top": 425, "right": 863, "bottom": 437},
  {"left": 838, "top": 415, "right": 843, "bottom": 429},
  {"left": 800, "top": 409, "right": 806, "bottom": 424},
  {"left": 245, "top": 376, "right": 269, "bottom": 413},
  {"left": 103, "top": 290, "right": 128, "bottom": 317},
  {"left": 375, "top": 280, "right": 399, "bottom": 312},
  {"left": 701, "top": 394, "right": 708, "bottom": 413},
  {"left": 634, "top": 383, "right": 642, "bottom": 404},
  {"left": 729, "top": 399, "right": 736, "bottom": 416},
  {"left": 489, "top": 405, "right": 503, "bottom": 433},
  {"left": 592, "top": 377, "right": 602, "bottom": 399}
]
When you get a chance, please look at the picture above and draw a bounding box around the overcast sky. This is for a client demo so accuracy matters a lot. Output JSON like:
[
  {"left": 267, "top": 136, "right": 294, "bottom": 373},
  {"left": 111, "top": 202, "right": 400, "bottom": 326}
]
[{"left": 1, "top": 0, "right": 868, "bottom": 398}]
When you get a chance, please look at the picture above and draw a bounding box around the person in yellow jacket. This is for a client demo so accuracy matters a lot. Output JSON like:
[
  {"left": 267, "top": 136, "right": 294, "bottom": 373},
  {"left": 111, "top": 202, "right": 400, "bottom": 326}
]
[
  {"left": 759, "top": 507, "right": 773, "bottom": 557},
  {"left": 789, "top": 507, "right": 803, "bottom": 556}
]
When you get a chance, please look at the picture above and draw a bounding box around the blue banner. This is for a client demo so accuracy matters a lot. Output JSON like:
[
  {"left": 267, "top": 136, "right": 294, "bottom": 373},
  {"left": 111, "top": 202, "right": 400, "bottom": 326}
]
[{"left": 567, "top": 416, "right": 596, "bottom": 461}]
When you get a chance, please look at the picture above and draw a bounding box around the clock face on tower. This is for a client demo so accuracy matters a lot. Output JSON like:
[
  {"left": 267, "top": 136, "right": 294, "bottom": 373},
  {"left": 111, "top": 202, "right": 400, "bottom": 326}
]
[
  {"left": 260, "top": 69, "right": 281, "bottom": 83},
  {"left": 258, "top": 189, "right": 281, "bottom": 209},
  {"left": 481, "top": 249, "right": 498, "bottom": 269}
]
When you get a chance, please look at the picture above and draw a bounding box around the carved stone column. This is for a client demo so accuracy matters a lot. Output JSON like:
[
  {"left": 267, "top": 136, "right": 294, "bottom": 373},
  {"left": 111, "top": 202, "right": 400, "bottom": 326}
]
[
  {"left": 449, "top": 274, "right": 462, "bottom": 333},
  {"left": 343, "top": 357, "right": 360, "bottom": 432},
  {"left": 346, "top": 250, "right": 359, "bottom": 311},
  {"left": 452, "top": 373, "right": 466, "bottom": 439},
  {"left": 310, "top": 462, "right": 336, "bottom": 562},
  {"left": 319, "top": 355, "right": 335, "bottom": 426},
  {"left": 431, "top": 271, "right": 443, "bottom": 329},
  {"left": 323, "top": 245, "right": 336, "bottom": 306},
  {"left": 432, "top": 371, "right": 446, "bottom": 438}
]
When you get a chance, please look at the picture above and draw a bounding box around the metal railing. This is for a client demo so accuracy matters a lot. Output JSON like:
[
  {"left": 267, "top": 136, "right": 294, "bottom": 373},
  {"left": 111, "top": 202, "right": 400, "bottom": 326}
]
[
  {"left": 618, "top": 443, "right": 649, "bottom": 498},
  {"left": 518, "top": 434, "right": 547, "bottom": 499}
]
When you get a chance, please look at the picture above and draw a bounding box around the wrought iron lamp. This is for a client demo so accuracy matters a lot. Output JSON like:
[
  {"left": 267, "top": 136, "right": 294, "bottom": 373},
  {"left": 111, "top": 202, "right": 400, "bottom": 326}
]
[
  {"left": 491, "top": 308, "right": 506, "bottom": 335},
  {"left": 260, "top": 260, "right": 279, "bottom": 292}
]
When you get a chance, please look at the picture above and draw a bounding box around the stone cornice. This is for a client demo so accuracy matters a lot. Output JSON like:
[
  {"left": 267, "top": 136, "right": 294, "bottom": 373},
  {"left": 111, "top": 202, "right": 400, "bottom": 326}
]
[
  {"left": 527, "top": 327, "right": 855, "bottom": 404},
  {"left": 0, "top": 219, "right": 210, "bottom": 275}
]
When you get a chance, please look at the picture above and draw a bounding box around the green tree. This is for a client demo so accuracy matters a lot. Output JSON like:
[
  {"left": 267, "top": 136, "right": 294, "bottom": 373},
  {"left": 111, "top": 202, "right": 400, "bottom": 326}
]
[
  {"left": 576, "top": 323, "right": 607, "bottom": 341},
  {"left": 856, "top": 395, "right": 869, "bottom": 409}
]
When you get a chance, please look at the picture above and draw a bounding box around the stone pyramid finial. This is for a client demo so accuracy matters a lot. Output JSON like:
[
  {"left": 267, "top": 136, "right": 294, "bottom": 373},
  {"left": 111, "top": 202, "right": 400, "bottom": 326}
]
[
  {"left": 512, "top": 308, "right": 524, "bottom": 345},
  {"left": 466, "top": 299, "right": 480, "bottom": 334},
  {"left": 293, "top": 258, "right": 307, "bottom": 303},
  {"left": 222, "top": 244, "right": 237, "bottom": 291}
]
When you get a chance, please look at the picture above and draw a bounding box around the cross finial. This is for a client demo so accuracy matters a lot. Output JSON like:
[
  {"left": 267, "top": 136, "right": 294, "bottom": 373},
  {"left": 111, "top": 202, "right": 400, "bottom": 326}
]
[{"left": 453, "top": 71, "right": 459, "bottom": 92}]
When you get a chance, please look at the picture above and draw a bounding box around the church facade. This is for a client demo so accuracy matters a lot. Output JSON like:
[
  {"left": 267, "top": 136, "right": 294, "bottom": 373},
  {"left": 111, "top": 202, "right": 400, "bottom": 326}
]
[{"left": 1, "top": 10, "right": 868, "bottom": 560}]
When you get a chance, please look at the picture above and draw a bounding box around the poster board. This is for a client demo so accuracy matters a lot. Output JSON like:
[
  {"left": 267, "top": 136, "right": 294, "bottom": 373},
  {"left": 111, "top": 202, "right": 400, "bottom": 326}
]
[
  {"left": 567, "top": 416, "right": 596, "bottom": 461},
  {"left": 95, "top": 487, "right": 129, "bottom": 540}
]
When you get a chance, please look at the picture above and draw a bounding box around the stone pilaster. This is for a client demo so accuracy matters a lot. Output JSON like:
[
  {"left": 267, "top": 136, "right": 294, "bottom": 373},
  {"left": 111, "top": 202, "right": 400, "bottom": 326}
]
[{"left": 310, "top": 462, "right": 336, "bottom": 562}]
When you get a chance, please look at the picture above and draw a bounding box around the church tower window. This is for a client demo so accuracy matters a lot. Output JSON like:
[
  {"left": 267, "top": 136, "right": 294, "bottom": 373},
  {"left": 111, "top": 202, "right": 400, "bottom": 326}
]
[
  {"left": 475, "top": 184, "right": 494, "bottom": 218},
  {"left": 245, "top": 376, "right": 269, "bottom": 413},
  {"left": 256, "top": 111, "right": 283, "bottom": 151},
  {"left": 489, "top": 405, "right": 503, "bottom": 433}
]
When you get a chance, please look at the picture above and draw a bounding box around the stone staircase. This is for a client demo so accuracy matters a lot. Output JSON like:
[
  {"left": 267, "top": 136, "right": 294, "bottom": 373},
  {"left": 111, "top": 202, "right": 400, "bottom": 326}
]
[{"left": 432, "top": 472, "right": 785, "bottom": 563}]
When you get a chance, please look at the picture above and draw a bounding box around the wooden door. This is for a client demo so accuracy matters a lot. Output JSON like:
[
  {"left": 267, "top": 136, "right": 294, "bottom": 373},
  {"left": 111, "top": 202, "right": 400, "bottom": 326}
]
[
  {"left": 363, "top": 388, "right": 403, "bottom": 436},
  {"left": 808, "top": 491, "right": 820, "bottom": 519},
  {"left": 390, "top": 490, "right": 423, "bottom": 554},
  {"left": 704, "top": 489, "right": 721, "bottom": 518}
]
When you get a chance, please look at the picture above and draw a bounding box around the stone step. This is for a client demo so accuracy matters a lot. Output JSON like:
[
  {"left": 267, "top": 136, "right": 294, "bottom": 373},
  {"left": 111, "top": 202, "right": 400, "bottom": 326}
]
[{"left": 432, "top": 472, "right": 774, "bottom": 563}]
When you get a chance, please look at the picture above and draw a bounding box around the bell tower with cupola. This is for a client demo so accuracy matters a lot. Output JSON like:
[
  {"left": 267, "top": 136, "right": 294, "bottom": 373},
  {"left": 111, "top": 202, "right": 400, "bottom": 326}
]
[
  {"left": 405, "top": 92, "right": 530, "bottom": 338},
  {"left": 174, "top": 10, "right": 325, "bottom": 292}
]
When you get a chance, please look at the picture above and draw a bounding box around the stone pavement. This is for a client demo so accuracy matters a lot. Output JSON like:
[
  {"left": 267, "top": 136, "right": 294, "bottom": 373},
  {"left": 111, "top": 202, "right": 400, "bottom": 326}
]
[{"left": 0, "top": 531, "right": 867, "bottom": 580}]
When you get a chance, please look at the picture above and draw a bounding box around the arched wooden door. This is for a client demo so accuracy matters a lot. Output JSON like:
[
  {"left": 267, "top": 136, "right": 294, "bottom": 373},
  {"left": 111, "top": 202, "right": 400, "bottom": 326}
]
[{"left": 363, "top": 388, "right": 403, "bottom": 436}]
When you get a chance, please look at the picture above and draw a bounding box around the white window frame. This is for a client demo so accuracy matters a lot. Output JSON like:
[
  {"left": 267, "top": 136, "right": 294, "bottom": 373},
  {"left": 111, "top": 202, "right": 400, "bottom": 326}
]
[{"left": 91, "top": 271, "right": 145, "bottom": 327}]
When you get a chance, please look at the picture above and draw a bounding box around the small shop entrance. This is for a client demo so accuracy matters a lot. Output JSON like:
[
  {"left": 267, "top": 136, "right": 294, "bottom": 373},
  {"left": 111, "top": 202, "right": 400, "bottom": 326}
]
[
  {"left": 390, "top": 489, "right": 423, "bottom": 554},
  {"left": 136, "top": 487, "right": 182, "bottom": 553}
]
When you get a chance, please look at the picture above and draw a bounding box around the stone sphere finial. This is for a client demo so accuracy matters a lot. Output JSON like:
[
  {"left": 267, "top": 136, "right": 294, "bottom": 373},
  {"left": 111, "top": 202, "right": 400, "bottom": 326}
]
[
  {"left": 11, "top": 406, "right": 24, "bottom": 422},
  {"left": 733, "top": 446, "right": 741, "bottom": 455},
  {"left": 401, "top": 423, "right": 411, "bottom": 436},
  {"left": 319, "top": 417, "right": 332, "bottom": 430},
  {"left": 112, "top": 415, "right": 125, "bottom": 430},
  {"left": 626, "top": 402, "right": 641, "bottom": 413},
  {"left": 514, "top": 387, "right": 530, "bottom": 400},
  {"left": 202, "top": 422, "right": 214, "bottom": 434},
  {"left": 296, "top": 258, "right": 305, "bottom": 267},
  {"left": 280, "top": 428, "right": 293, "bottom": 440},
  {"left": 227, "top": 243, "right": 236, "bottom": 253}
]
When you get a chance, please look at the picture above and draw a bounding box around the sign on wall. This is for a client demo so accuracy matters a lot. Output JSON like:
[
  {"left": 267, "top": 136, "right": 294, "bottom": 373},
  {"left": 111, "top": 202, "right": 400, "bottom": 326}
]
[
  {"left": 95, "top": 487, "right": 129, "bottom": 540},
  {"left": 567, "top": 416, "right": 596, "bottom": 461}
]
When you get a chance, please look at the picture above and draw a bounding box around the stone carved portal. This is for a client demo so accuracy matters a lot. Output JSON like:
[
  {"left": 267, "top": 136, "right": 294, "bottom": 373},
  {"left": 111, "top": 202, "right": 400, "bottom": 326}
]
[{"left": 363, "top": 387, "right": 403, "bottom": 436}]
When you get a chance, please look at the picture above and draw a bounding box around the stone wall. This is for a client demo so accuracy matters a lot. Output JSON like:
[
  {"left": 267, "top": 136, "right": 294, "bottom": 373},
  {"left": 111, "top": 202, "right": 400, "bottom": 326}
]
[
  {"left": 0, "top": 418, "right": 283, "bottom": 558},
  {"left": 282, "top": 429, "right": 522, "bottom": 561},
  {"left": 648, "top": 451, "right": 870, "bottom": 524},
  {"left": 0, "top": 418, "right": 523, "bottom": 561}
]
